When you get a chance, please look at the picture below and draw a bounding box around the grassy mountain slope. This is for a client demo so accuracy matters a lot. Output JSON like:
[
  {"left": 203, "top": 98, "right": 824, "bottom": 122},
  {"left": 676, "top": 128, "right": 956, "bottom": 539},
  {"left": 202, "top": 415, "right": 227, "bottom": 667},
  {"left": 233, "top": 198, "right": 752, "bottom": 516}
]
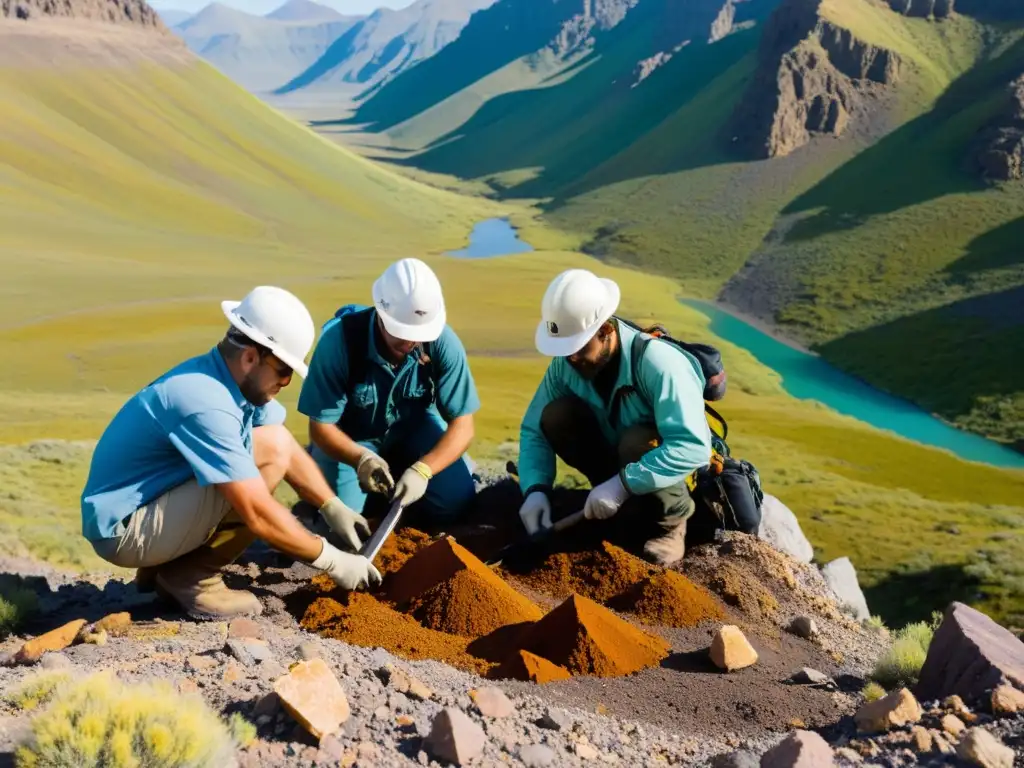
[
  {"left": 2, "top": 10, "right": 1024, "bottom": 630},
  {"left": 173, "top": 2, "right": 361, "bottom": 91},
  {"left": 274, "top": 0, "right": 497, "bottom": 95}
]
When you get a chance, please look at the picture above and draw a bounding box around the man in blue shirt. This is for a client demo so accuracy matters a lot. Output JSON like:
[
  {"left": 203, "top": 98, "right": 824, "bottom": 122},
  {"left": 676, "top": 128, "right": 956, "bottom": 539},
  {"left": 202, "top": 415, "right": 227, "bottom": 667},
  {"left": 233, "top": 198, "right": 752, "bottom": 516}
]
[
  {"left": 81, "top": 286, "right": 383, "bottom": 621},
  {"left": 298, "top": 258, "right": 480, "bottom": 527},
  {"left": 516, "top": 269, "right": 713, "bottom": 566}
]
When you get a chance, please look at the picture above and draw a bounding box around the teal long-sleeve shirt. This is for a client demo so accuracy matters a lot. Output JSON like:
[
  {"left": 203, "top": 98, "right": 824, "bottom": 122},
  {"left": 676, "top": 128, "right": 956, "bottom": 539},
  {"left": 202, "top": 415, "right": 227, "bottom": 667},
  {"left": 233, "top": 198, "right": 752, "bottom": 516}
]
[{"left": 517, "top": 321, "right": 713, "bottom": 496}]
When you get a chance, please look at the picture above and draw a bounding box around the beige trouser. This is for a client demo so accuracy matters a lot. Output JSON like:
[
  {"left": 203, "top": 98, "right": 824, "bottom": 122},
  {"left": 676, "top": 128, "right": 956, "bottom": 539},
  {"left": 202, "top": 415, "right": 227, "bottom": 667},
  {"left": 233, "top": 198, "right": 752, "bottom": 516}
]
[{"left": 91, "top": 479, "right": 233, "bottom": 569}]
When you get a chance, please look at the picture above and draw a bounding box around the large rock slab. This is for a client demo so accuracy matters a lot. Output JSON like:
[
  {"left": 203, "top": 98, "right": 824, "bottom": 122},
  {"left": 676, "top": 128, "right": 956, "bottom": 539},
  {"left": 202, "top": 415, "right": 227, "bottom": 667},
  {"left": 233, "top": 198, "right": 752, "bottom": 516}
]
[
  {"left": 915, "top": 602, "right": 1024, "bottom": 703},
  {"left": 757, "top": 495, "right": 813, "bottom": 563},
  {"left": 710, "top": 625, "right": 758, "bottom": 672},
  {"left": 273, "top": 658, "right": 350, "bottom": 741},
  {"left": 854, "top": 688, "right": 922, "bottom": 733},
  {"left": 425, "top": 707, "right": 485, "bottom": 765},
  {"left": 14, "top": 619, "right": 86, "bottom": 664},
  {"left": 821, "top": 557, "right": 870, "bottom": 621}
]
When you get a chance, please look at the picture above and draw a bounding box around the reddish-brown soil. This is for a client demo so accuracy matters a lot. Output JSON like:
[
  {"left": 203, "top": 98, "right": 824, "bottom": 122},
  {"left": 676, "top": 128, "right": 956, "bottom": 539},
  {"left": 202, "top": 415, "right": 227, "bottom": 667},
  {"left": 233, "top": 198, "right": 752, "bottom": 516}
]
[
  {"left": 509, "top": 541, "right": 659, "bottom": 603},
  {"left": 493, "top": 650, "right": 572, "bottom": 683},
  {"left": 611, "top": 570, "right": 727, "bottom": 628}
]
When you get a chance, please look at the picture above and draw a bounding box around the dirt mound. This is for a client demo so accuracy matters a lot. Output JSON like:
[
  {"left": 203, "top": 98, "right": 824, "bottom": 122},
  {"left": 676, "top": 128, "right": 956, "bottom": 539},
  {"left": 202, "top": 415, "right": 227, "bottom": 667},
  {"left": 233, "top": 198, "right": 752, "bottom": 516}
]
[
  {"left": 386, "top": 537, "right": 543, "bottom": 637},
  {"left": 514, "top": 594, "right": 671, "bottom": 678},
  {"left": 299, "top": 575, "right": 491, "bottom": 676},
  {"left": 511, "top": 541, "right": 658, "bottom": 604},
  {"left": 375, "top": 526, "right": 432, "bottom": 576},
  {"left": 611, "top": 570, "right": 727, "bottom": 628},
  {"left": 493, "top": 650, "right": 572, "bottom": 684}
]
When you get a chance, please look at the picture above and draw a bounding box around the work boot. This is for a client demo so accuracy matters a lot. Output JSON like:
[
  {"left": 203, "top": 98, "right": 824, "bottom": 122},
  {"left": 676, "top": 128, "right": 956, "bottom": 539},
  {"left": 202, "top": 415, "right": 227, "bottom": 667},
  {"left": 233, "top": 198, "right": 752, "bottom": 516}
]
[
  {"left": 642, "top": 516, "right": 688, "bottom": 567},
  {"left": 153, "top": 516, "right": 261, "bottom": 621}
]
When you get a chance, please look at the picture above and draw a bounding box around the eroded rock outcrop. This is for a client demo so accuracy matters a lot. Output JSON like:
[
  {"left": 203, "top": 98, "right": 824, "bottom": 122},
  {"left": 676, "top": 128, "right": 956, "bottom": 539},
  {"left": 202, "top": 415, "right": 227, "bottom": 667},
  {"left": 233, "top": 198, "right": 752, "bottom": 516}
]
[
  {"left": 888, "top": 0, "right": 955, "bottom": 19},
  {"left": 973, "top": 73, "right": 1024, "bottom": 181},
  {"left": 0, "top": 0, "right": 165, "bottom": 27},
  {"left": 550, "top": 0, "right": 638, "bottom": 57},
  {"left": 728, "top": 0, "right": 901, "bottom": 158}
]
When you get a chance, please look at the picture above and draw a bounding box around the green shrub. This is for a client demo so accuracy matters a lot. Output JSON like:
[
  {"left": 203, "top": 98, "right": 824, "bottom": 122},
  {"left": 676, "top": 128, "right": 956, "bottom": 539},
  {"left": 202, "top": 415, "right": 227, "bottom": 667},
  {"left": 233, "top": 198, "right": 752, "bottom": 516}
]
[
  {"left": 5, "top": 671, "right": 70, "bottom": 712},
  {"left": 868, "top": 614, "right": 940, "bottom": 690},
  {"left": 226, "top": 713, "right": 256, "bottom": 748},
  {"left": 14, "top": 671, "right": 249, "bottom": 768},
  {"left": 862, "top": 681, "right": 887, "bottom": 702},
  {"left": 0, "top": 586, "right": 38, "bottom": 639}
]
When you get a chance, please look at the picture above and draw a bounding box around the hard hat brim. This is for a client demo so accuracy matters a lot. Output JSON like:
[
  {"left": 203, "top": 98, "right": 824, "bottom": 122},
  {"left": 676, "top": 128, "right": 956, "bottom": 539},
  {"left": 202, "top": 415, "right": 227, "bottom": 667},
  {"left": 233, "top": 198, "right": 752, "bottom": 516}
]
[
  {"left": 221, "top": 300, "right": 310, "bottom": 378},
  {"left": 375, "top": 305, "right": 447, "bottom": 343},
  {"left": 534, "top": 278, "right": 620, "bottom": 357}
]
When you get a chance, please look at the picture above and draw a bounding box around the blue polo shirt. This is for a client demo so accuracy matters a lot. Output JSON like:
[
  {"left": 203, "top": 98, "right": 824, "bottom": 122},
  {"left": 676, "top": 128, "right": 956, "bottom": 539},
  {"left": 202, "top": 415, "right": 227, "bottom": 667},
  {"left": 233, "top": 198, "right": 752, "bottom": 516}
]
[
  {"left": 80, "top": 347, "right": 286, "bottom": 541},
  {"left": 297, "top": 307, "right": 480, "bottom": 443}
]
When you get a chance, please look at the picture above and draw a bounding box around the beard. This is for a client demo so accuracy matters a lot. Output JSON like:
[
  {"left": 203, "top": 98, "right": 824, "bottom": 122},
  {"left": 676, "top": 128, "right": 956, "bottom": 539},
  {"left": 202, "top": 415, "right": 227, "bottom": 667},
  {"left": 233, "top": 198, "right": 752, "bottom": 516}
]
[
  {"left": 239, "top": 371, "right": 272, "bottom": 406},
  {"left": 570, "top": 337, "right": 613, "bottom": 380}
]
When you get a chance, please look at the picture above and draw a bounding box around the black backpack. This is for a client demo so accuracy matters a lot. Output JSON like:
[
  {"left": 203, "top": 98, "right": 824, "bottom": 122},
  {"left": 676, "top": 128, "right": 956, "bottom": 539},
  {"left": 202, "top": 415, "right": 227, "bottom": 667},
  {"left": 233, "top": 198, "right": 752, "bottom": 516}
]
[
  {"left": 616, "top": 316, "right": 727, "bottom": 401},
  {"left": 622, "top": 319, "right": 763, "bottom": 539}
]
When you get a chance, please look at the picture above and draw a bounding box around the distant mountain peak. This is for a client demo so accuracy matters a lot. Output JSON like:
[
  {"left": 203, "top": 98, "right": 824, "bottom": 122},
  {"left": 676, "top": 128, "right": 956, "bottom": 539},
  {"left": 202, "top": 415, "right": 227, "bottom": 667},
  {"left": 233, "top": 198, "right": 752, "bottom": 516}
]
[{"left": 266, "top": 0, "right": 345, "bottom": 22}]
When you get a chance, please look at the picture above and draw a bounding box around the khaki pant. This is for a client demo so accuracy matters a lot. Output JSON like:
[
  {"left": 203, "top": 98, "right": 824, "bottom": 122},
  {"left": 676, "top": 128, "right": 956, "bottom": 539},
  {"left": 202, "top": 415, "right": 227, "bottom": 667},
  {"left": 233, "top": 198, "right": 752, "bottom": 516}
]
[{"left": 91, "top": 479, "right": 232, "bottom": 569}]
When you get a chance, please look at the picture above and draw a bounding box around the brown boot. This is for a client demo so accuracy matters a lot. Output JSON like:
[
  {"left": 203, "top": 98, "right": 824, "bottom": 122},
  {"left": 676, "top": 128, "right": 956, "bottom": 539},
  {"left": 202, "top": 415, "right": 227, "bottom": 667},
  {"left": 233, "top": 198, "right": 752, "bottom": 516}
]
[
  {"left": 642, "top": 516, "right": 688, "bottom": 567},
  {"left": 154, "top": 517, "right": 261, "bottom": 621}
]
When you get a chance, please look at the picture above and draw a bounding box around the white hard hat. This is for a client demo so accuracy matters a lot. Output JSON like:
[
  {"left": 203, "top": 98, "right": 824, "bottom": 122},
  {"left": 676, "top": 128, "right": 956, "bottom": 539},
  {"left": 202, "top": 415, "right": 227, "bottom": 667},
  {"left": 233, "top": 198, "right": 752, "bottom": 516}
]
[
  {"left": 221, "top": 286, "right": 315, "bottom": 378},
  {"left": 535, "top": 269, "right": 620, "bottom": 357},
  {"left": 372, "top": 258, "right": 446, "bottom": 342}
]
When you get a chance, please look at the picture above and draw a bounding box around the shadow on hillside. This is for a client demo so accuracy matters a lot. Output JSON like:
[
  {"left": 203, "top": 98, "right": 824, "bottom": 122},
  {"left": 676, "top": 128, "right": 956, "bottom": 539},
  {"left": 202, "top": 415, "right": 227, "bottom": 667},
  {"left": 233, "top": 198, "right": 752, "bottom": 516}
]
[
  {"left": 818, "top": 284, "right": 1024, "bottom": 420},
  {"left": 863, "top": 563, "right": 981, "bottom": 627},
  {"left": 781, "top": 39, "right": 1024, "bottom": 243},
  {"left": 947, "top": 215, "right": 1024, "bottom": 276}
]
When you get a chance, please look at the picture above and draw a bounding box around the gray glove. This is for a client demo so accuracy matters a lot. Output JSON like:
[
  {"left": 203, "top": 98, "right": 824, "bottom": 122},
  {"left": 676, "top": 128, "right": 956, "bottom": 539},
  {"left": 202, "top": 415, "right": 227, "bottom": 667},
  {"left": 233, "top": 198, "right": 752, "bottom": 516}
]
[
  {"left": 318, "top": 496, "right": 370, "bottom": 551},
  {"left": 393, "top": 461, "right": 431, "bottom": 507},
  {"left": 357, "top": 450, "right": 394, "bottom": 495},
  {"left": 311, "top": 538, "right": 382, "bottom": 591}
]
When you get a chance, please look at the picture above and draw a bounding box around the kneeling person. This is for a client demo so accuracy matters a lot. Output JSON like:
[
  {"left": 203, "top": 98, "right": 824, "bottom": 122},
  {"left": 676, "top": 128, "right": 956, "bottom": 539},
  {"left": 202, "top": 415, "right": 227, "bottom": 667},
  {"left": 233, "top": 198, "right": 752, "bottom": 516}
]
[
  {"left": 81, "top": 287, "right": 381, "bottom": 621},
  {"left": 299, "top": 258, "right": 480, "bottom": 527},
  {"left": 516, "top": 269, "right": 713, "bottom": 566}
]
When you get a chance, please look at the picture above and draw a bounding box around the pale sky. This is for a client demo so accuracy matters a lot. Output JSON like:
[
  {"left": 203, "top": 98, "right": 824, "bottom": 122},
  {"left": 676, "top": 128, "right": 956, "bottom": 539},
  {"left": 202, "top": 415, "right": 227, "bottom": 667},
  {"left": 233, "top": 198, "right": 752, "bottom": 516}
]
[{"left": 151, "top": 0, "right": 414, "bottom": 14}]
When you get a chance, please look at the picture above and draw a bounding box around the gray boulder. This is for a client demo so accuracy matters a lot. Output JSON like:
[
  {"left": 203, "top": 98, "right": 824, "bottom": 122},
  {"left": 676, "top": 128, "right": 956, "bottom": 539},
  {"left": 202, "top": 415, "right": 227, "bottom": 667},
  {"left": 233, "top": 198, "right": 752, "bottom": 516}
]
[
  {"left": 757, "top": 494, "right": 814, "bottom": 563},
  {"left": 821, "top": 557, "right": 870, "bottom": 621}
]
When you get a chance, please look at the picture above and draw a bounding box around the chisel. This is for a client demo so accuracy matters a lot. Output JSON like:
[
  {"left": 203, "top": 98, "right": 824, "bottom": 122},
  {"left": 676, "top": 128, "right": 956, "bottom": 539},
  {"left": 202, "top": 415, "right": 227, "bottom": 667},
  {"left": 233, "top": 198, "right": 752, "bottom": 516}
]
[{"left": 360, "top": 498, "right": 405, "bottom": 563}]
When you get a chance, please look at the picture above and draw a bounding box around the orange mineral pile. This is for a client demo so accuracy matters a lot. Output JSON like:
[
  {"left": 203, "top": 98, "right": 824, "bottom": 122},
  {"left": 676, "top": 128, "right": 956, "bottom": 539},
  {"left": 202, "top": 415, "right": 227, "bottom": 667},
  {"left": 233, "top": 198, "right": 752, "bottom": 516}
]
[
  {"left": 494, "top": 650, "right": 571, "bottom": 683},
  {"left": 386, "top": 537, "right": 544, "bottom": 638},
  {"left": 512, "top": 541, "right": 658, "bottom": 603},
  {"left": 613, "top": 570, "right": 727, "bottom": 628},
  {"left": 513, "top": 594, "right": 671, "bottom": 677}
]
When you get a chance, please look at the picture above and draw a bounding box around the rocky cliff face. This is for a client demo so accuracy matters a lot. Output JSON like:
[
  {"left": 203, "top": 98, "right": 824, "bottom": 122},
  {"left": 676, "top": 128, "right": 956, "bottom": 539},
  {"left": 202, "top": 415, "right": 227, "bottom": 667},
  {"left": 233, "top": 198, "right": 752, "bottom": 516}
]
[
  {"left": 974, "top": 73, "right": 1024, "bottom": 181},
  {"left": 549, "top": 0, "right": 638, "bottom": 57},
  {"left": 0, "top": 0, "right": 165, "bottom": 28},
  {"left": 728, "top": 0, "right": 901, "bottom": 158},
  {"left": 888, "top": 0, "right": 954, "bottom": 18}
]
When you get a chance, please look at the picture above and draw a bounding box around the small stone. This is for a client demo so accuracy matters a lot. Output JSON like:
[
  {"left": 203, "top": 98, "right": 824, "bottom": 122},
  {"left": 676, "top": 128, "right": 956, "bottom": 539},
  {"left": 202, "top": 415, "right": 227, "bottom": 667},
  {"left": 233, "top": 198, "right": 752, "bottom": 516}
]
[
  {"left": 575, "top": 741, "right": 599, "bottom": 760},
  {"left": 854, "top": 688, "right": 922, "bottom": 733},
  {"left": 252, "top": 692, "right": 280, "bottom": 719},
  {"left": 788, "top": 668, "right": 830, "bottom": 685},
  {"left": 39, "top": 653, "right": 72, "bottom": 670},
  {"left": 378, "top": 663, "right": 433, "bottom": 701},
  {"left": 538, "top": 708, "right": 571, "bottom": 731},
  {"left": 223, "top": 660, "right": 245, "bottom": 683},
  {"left": 94, "top": 612, "right": 132, "bottom": 637},
  {"left": 357, "top": 742, "right": 379, "bottom": 761},
  {"left": 273, "top": 658, "right": 351, "bottom": 740},
  {"left": 711, "top": 749, "right": 759, "bottom": 767},
  {"left": 425, "top": 707, "right": 485, "bottom": 765},
  {"left": 520, "top": 744, "right": 556, "bottom": 768},
  {"left": 941, "top": 713, "right": 966, "bottom": 736},
  {"left": 228, "top": 618, "right": 261, "bottom": 640},
  {"left": 297, "top": 642, "right": 321, "bottom": 661},
  {"left": 991, "top": 683, "right": 1024, "bottom": 715},
  {"left": 226, "top": 639, "right": 254, "bottom": 666},
  {"left": 317, "top": 734, "right": 344, "bottom": 763},
  {"left": 788, "top": 616, "right": 819, "bottom": 639},
  {"left": 256, "top": 715, "right": 273, "bottom": 726},
  {"left": 187, "top": 654, "right": 218, "bottom": 672},
  {"left": 14, "top": 619, "right": 87, "bottom": 664},
  {"left": 469, "top": 686, "right": 514, "bottom": 718},
  {"left": 956, "top": 727, "right": 1014, "bottom": 768},
  {"left": 945, "top": 694, "right": 978, "bottom": 722},
  {"left": 710, "top": 625, "right": 758, "bottom": 671},
  {"left": 910, "top": 726, "right": 933, "bottom": 753},
  {"left": 932, "top": 731, "right": 955, "bottom": 755},
  {"left": 82, "top": 629, "right": 107, "bottom": 646},
  {"left": 244, "top": 639, "right": 272, "bottom": 663},
  {"left": 760, "top": 729, "right": 835, "bottom": 767},
  {"left": 397, "top": 715, "right": 415, "bottom": 728},
  {"left": 834, "top": 747, "right": 862, "bottom": 764},
  {"left": 177, "top": 679, "right": 200, "bottom": 695},
  {"left": 374, "top": 706, "right": 389, "bottom": 720}
]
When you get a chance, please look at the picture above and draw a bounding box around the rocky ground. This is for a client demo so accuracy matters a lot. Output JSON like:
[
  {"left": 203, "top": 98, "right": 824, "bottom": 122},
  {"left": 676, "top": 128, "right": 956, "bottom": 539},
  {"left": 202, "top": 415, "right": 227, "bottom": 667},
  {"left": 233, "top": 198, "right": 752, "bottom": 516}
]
[{"left": 1, "top": 480, "right": 1023, "bottom": 767}]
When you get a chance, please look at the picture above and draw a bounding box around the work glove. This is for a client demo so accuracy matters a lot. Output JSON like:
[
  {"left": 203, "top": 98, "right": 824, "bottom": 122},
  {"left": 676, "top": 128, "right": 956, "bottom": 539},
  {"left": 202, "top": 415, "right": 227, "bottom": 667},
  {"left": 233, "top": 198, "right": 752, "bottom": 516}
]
[
  {"left": 518, "top": 491, "right": 552, "bottom": 536},
  {"left": 583, "top": 474, "right": 631, "bottom": 520},
  {"left": 318, "top": 496, "right": 371, "bottom": 551},
  {"left": 392, "top": 461, "right": 431, "bottom": 507},
  {"left": 357, "top": 450, "right": 394, "bottom": 495},
  {"left": 311, "top": 538, "right": 382, "bottom": 591}
]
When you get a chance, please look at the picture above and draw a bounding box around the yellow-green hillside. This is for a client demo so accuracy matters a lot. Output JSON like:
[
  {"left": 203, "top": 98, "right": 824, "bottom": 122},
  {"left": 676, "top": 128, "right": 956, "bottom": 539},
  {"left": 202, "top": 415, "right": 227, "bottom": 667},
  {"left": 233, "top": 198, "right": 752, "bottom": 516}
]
[{"left": 1, "top": 20, "right": 1023, "bottom": 628}]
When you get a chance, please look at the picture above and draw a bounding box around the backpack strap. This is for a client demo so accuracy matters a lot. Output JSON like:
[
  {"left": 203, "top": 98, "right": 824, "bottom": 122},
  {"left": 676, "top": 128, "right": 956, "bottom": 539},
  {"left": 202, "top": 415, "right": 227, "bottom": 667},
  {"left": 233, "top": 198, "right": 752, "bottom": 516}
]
[{"left": 340, "top": 306, "right": 374, "bottom": 388}]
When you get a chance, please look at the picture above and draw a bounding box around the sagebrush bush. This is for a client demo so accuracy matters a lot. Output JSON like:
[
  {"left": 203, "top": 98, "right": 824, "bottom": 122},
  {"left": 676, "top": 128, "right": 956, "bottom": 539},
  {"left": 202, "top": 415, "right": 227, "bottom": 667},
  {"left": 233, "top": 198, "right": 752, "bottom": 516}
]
[
  {"left": 862, "top": 681, "right": 887, "bottom": 703},
  {"left": 5, "top": 671, "right": 70, "bottom": 712},
  {"left": 868, "top": 614, "right": 940, "bottom": 691},
  {"left": 14, "top": 671, "right": 248, "bottom": 768},
  {"left": 0, "top": 586, "right": 38, "bottom": 639}
]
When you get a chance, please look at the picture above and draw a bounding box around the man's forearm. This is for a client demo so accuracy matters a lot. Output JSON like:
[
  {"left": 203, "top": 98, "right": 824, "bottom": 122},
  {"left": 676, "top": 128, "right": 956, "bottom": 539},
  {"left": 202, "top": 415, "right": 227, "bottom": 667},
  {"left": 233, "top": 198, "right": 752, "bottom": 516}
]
[
  {"left": 309, "top": 420, "right": 367, "bottom": 467},
  {"left": 420, "top": 414, "right": 474, "bottom": 476}
]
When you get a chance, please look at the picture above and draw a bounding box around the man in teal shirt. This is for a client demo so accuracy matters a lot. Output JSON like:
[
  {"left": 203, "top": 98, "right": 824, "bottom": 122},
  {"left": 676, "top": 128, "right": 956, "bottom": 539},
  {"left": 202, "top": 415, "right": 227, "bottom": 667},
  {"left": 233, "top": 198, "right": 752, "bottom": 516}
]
[
  {"left": 298, "top": 258, "right": 480, "bottom": 528},
  {"left": 516, "top": 268, "right": 713, "bottom": 565},
  {"left": 81, "top": 286, "right": 382, "bottom": 621}
]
